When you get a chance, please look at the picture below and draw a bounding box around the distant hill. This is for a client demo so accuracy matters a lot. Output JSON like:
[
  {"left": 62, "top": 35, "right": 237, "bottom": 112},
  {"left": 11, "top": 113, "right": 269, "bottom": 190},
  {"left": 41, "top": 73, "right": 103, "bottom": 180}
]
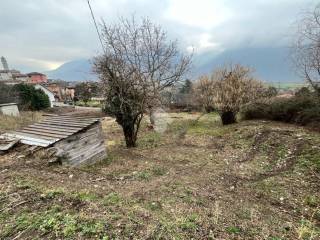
[
  {"left": 193, "top": 47, "right": 301, "bottom": 83},
  {"left": 46, "top": 59, "right": 97, "bottom": 82},
  {"left": 47, "top": 47, "right": 302, "bottom": 83}
]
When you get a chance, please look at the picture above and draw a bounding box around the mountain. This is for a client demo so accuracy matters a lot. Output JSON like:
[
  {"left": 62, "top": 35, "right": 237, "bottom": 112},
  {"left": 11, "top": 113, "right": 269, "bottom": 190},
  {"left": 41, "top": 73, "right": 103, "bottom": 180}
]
[
  {"left": 47, "top": 47, "right": 301, "bottom": 83},
  {"left": 193, "top": 47, "right": 301, "bottom": 83},
  {"left": 46, "top": 59, "right": 97, "bottom": 82}
]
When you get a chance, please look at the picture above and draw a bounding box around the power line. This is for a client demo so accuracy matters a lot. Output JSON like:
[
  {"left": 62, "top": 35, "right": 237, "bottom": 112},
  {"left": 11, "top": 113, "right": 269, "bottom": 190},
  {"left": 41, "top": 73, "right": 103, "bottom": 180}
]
[{"left": 86, "top": 0, "right": 105, "bottom": 53}]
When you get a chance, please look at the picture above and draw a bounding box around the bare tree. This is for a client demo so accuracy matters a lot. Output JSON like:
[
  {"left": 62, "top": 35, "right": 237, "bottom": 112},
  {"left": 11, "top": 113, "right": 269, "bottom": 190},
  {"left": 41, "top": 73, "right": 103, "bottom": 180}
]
[
  {"left": 194, "top": 75, "right": 215, "bottom": 113},
  {"left": 293, "top": 4, "right": 320, "bottom": 96},
  {"left": 211, "top": 64, "right": 263, "bottom": 125},
  {"left": 94, "top": 16, "right": 191, "bottom": 147}
]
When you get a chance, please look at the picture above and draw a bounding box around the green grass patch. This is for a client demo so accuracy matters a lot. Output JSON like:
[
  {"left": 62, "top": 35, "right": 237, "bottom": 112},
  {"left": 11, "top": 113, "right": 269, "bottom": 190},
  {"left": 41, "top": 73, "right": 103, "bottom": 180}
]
[
  {"left": 43, "top": 188, "right": 65, "bottom": 199},
  {"left": 15, "top": 178, "right": 38, "bottom": 190},
  {"left": 226, "top": 226, "right": 241, "bottom": 234},
  {"left": 183, "top": 113, "right": 235, "bottom": 137},
  {"left": 73, "top": 191, "right": 98, "bottom": 202},
  {"left": 152, "top": 166, "right": 167, "bottom": 176},
  {"left": 147, "top": 201, "right": 162, "bottom": 211},
  {"left": 298, "top": 147, "right": 320, "bottom": 171},
  {"left": 179, "top": 214, "right": 198, "bottom": 232},
  {"left": 138, "top": 131, "right": 162, "bottom": 148},
  {"left": 297, "top": 219, "right": 320, "bottom": 240},
  {"left": 1, "top": 205, "right": 107, "bottom": 239},
  {"left": 304, "top": 195, "right": 319, "bottom": 207},
  {"left": 136, "top": 170, "right": 152, "bottom": 181},
  {"left": 103, "top": 192, "right": 121, "bottom": 206}
]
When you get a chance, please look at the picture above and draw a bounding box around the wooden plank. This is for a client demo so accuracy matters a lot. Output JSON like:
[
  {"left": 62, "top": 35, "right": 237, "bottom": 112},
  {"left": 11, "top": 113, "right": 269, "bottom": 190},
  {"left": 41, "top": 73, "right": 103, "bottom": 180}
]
[
  {"left": 68, "top": 144, "right": 106, "bottom": 165},
  {"left": 55, "top": 126, "right": 103, "bottom": 149},
  {"left": 62, "top": 138, "right": 104, "bottom": 155},
  {"left": 71, "top": 148, "right": 106, "bottom": 166}
]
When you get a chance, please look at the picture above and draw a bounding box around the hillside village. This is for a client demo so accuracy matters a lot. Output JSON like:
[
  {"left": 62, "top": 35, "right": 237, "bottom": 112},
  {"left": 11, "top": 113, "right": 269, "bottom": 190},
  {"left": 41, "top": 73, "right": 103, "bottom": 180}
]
[{"left": 0, "top": 56, "right": 76, "bottom": 105}]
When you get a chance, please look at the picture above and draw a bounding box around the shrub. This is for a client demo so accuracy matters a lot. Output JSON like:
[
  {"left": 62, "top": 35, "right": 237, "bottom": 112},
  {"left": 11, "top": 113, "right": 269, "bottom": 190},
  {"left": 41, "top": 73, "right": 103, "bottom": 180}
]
[
  {"left": 296, "top": 107, "right": 320, "bottom": 126},
  {"left": 13, "top": 84, "right": 50, "bottom": 110},
  {"left": 241, "top": 91, "right": 320, "bottom": 128},
  {"left": 210, "top": 64, "right": 263, "bottom": 125},
  {"left": 241, "top": 102, "right": 270, "bottom": 120},
  {"left": 269, "top": 96, "right": 316, "bottom": 122}
]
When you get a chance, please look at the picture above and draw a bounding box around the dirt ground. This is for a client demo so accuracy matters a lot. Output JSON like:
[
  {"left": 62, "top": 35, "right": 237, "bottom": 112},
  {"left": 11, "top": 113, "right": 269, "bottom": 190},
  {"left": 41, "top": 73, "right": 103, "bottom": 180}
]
[{"left": 0, "top": 112, "right": 319, "bottom": 239}]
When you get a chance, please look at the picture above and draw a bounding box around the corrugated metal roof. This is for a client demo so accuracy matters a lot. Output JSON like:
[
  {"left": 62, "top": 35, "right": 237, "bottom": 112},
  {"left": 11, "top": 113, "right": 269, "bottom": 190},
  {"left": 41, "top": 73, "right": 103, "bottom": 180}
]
[{"left": 4, "top": 115, "right": 100, "bottom": 147}]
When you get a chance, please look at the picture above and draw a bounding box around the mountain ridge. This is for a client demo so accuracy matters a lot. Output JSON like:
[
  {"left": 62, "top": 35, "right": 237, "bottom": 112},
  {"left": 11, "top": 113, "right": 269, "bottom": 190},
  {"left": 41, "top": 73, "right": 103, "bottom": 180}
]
[{"left": 46, "top": 47, "right": 301, "bottom": 83}]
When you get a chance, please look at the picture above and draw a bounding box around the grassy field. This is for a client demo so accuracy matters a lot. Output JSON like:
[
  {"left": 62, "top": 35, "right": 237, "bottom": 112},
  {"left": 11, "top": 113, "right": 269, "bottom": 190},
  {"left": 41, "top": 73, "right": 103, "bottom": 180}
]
[{"left": 0, "top": 112, "right": 319, "bottom": 239}]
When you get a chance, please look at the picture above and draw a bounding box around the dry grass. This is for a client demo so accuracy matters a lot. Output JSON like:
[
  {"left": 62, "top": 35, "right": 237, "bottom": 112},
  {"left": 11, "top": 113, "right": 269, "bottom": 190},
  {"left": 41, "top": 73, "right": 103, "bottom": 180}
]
[
  {"left": 0, "top": 111, "right": 43, "bottom": 134},
  {"left": 0, "top": 112, "right": 319, "bottom": 239}
]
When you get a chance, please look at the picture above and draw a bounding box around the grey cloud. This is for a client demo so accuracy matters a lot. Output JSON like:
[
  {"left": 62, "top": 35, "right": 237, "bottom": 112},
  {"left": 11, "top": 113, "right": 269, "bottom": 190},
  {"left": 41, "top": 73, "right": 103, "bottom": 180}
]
[{"left": 0, "top": 0, "right": 317, "bottom": 72}]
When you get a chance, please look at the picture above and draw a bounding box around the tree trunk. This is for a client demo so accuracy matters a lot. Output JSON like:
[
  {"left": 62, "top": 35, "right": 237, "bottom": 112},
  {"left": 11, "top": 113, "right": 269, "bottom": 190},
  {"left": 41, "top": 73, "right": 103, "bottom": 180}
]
[
  {"left": 149, "top": 108, "right": 155, "bottom": 126},
  {"left": 220, "top": 111, "right": 236, "bottom": 125},
  {"left": 123, "top": 124, "right": 137, "bottom": 148}
]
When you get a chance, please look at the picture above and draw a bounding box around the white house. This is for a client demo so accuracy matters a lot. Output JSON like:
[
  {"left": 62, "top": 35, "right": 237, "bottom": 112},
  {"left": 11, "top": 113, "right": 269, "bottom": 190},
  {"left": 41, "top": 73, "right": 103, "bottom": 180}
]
[{"left": 34, "top": 84, "right": 55, "bottom": 107}]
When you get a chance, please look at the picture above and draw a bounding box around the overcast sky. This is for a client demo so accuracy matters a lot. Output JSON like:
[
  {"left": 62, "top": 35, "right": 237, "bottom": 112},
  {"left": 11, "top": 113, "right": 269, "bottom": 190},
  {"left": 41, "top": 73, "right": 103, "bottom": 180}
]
[{"left": 0, "top": 0, "right": 317, "bottom": 72}]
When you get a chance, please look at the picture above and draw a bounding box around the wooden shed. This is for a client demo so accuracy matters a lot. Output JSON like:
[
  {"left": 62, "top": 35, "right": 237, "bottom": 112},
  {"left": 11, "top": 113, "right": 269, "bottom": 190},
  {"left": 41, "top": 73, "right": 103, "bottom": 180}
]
[{"left": 4, "top": 115, "right": 107, "bottom": 166}]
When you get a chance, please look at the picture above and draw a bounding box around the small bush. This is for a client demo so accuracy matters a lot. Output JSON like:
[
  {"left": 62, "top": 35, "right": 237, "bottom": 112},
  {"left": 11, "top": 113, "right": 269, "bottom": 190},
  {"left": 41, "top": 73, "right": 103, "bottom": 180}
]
[
  {"left": 241, "top": 102, "right": 270, "bottom": 119},
  {"left": 269, "top": 96, "right": 315, "bottom": 122},
  {"left": 241, "top": 91, "right": 320, "bottom": 128},
  {"left": 13, "top": 84, "right": 50, "bottom": 110},
  {"left": 296, "top": 107, "right": 320, "bottom": 126}
]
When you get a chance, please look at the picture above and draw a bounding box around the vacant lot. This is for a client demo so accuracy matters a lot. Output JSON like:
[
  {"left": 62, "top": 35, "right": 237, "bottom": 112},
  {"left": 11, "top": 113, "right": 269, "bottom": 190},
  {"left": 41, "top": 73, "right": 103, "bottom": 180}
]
[{"left": 0, "top": 112, "right": 319, "bottom": 239}]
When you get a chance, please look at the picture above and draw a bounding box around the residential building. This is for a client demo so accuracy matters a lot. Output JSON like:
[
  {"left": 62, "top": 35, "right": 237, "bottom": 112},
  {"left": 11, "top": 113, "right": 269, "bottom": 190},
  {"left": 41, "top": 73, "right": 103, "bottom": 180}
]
[
  {"left": 42, "top": 82, "right": 75, "bottom": 102},
  {"left": 14, "top": 73, "right": 29, "bottom": 82},
  {"left": 0, "top": 70, "right": 13, "bottom": 81},
  {"left": 65, "top": 86, "right": 75, "bottom": 100},
  {"left": 43, "top": 83, "right": 63, "bottom": 101},
  {"left": 27, "top": 72, "right": 48, "bottom": 84}
]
